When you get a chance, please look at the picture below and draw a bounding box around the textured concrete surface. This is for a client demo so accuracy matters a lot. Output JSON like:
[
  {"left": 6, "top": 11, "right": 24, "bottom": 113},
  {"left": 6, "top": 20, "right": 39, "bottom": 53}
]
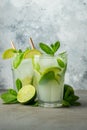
[
  {"left": 0, "top": 0, "right": 87, "bottom": 89},
  {"left": 0, "top": 90, "right": 87, "bottom": 130}
]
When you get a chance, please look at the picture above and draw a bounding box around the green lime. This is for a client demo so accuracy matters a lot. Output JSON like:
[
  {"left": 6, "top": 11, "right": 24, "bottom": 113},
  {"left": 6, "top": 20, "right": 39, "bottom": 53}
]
[
  {"left": 17, "top": 84, "right": 36, "bottom": 104},
  {"left": 39, "top": 67, "right": 61, "bottom": 84},
  {"left": 23, "top": 49, "right": 41, "bottom": 59},
  {"left": 2, "top": 48, "right": 17, "bottom": 59}
]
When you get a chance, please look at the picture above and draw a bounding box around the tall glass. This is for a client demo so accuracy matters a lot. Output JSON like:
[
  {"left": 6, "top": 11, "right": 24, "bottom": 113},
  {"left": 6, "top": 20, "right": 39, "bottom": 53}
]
[
  {"left": 12, "top": 58, "right": 34, "bottom": 89},
  {"left": 34, "top": 54, "right": 67, "bottom": 107}
]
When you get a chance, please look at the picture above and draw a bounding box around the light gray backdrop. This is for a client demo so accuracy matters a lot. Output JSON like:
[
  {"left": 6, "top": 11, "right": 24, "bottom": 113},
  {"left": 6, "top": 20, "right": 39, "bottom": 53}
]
[{"left": 0, "top": 0, "right": 87, "bottom": 89}]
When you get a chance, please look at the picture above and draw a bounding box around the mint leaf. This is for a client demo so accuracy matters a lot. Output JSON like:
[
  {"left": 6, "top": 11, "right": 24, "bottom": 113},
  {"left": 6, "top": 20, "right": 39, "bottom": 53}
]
[
  {"left": 13, "top": 53, "right": 24, "bottom": 69},
  {"left": 73, "top": 102, "right": 81, "bottom": 106},
  {"left": 16, "top": 78, "right": 22, "bottom": 91},
  {"left": 62, "top": 100, "right": 71, "bottom": 107},
  {"left": 63, "top": 84, "right": 81, "bottom": 107},
  {"left": 57, "top": 58, "right": 65, "bottom": 68},
  {"left": 8, "top": 89, "right": 17, "bottom": 96},
  {"left": 51, "top": 41, "right": 60, "bottom": 53},
  {"left": 1, "top": 92, "right": 17, "bottom": 104},
  {"left": 39, "top": 43, "right": 54, "bottom": 55},
  {"left": 39, "top": 71, "right": 55, "bottom": 84}
]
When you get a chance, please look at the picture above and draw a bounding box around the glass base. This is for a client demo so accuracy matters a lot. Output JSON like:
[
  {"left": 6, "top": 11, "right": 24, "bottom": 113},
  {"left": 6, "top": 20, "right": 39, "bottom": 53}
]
[{"left": 39, "top": 101, "right": 62, "bottom": 108}]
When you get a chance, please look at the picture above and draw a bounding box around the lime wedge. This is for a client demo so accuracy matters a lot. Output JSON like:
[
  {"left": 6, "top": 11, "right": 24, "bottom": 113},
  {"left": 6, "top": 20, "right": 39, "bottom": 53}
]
[
  {"left": 23, "top": 49, "right": 41, "bottom": 59},
  {"left": 17, "top": 84, "right": 36, "bottom": 104},
  {"left": 2, "top": 48, "right": 17, "bottom": 59}
]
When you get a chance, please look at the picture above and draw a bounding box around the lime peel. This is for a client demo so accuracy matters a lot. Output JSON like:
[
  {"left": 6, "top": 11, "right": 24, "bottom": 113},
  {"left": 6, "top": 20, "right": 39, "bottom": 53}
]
[
  {"left": 2, "top": 48, "right": 17, "bottom": 59},
  {"left": 23, "top": 49, "right": 41, "bottom": 59},
  {"left": 17, "top": 85, "right": 36, "bottom": 104}
]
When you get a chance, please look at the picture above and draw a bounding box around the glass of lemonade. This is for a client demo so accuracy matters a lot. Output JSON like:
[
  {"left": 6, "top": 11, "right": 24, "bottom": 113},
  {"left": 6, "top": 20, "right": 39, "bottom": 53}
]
[
  {"left": 34, "top": 53, "right": 67, "bottom": 107},
  {"left": 12, "top": 58, "right": 34, "bottom": 89}
]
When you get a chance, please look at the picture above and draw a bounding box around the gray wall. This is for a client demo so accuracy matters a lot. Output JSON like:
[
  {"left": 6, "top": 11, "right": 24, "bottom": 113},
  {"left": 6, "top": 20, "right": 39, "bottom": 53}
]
[{"left": 0, "top": 0, "right": 87, "bottom": 89}]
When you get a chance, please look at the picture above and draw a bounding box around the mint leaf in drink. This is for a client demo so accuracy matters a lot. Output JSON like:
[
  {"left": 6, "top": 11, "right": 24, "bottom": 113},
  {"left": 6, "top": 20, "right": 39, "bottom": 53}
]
[
  {"left": 13, "top": 52, "right": 24, "bottom": 69},
  {"left": 16, "top": 78, "right": 22, "bottom": 91},
  {"left": 58, "top": 51, "right": 67, "bottom": 64},
  {"left": 0, "top": 89, "right": 18, "bottom": 104},
  {"left": 39, "top": 43, "right": 54, "bottom": 55},
  {"left": 51, "top": 41, "right": 60, "bottom": 53},
  {"left": 57, "top": 58, "right": 65, "bottom": 68},
  {"left": 39, "top": 71, "right": 56, "bottom": 84}
]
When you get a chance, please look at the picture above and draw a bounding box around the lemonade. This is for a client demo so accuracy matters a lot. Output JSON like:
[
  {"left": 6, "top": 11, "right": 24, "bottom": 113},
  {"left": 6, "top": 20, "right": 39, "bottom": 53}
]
[
  {"left": 1, "top": 40, "right": 81, "bottom": 107},
  {"left": 2, "top": 45, "right": 41, "bottom": 89},
  {"left": 34, "top": 52, "right": 67, "bottom": 107},
  {"left": 12, "top": 58, "right": 33, "bottom": 88},
  {"left": 2, "top": 40, "right": 67, "bottom": 107}
]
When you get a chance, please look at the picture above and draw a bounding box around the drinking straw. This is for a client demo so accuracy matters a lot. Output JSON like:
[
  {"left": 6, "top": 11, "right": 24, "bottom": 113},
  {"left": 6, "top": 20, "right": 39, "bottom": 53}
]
[
  {"left": 29, "top": 37, "right": 35, "bottom": 49},
  {"left": 10, "top": 41, "right": 16, "bottom": 49}
]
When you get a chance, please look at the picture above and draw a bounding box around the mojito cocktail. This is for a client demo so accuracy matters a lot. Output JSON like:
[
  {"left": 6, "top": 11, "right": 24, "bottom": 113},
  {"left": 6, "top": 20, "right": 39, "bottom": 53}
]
[
  {"left": 11, "top": 48, "right": 41, "bottom": 89},
  {"left": 12, "top": 58, "right": 33, "bottom": 88},
  {"left": 34, "top": 53, "right": 67, "bottom": 107}
]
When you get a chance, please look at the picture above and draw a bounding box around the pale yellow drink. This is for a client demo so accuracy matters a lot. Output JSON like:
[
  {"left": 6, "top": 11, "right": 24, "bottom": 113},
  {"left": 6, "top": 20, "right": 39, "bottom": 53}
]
[{"left": 34, "top": 53, "right": 67, "bottom": 107}]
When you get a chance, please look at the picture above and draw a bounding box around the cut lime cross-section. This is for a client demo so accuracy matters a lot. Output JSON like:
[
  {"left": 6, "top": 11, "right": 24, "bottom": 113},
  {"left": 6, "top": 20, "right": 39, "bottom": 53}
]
[{"left": 17, "top": 84, "right": 36, "bottom": 104}]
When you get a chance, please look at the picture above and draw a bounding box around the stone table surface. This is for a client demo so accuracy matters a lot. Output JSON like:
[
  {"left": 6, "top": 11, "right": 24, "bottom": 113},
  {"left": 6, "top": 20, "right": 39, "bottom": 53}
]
[{"left": 0, "top": 90, "right": 87, "bottom": 130}]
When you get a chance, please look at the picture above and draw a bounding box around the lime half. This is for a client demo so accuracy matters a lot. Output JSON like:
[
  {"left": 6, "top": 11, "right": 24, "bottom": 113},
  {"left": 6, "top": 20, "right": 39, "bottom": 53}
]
[
  {"left": 23, "top": 49, "right": 41, "bottom": 59},
  {"left": 17, "top": 84, "right": 36, "bottom": 104},
  {"left": 2, "top": 48, "right": 16, "bottom": 59}
]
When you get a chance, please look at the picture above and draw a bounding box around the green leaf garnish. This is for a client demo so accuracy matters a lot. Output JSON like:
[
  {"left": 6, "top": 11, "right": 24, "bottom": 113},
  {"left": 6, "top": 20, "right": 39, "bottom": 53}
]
[
  {"left": 39, "top": 71, "right": 56, "bottom": 84},
  {"left": 16, "top": 79, "right": 22, "bottom": 91},
  {"left": 51, "top": 41, "right": 60, "bottom": 53},
  {"left": 39, "top": 43, "right": 54, "bottom": 55},
  {"left": 8, "top": 89, "right": 17, "bottom": 96},
  {"left": 13, "top": 53, "right": 24, "bottom": 69},
  {"left": 0, "top": 89, "right": 17, "bottom": 104},
  {"left": 62, "top": 100, "right": 71, "bottom": 107},
  {"left": 39, "top": 41, "right": 60, "bottom": 56},
  {"left": 63, "top": 84, "right": 81, "bottom": 107},
  {"left": 57, "top": 58, "right": 65, "bottom": 68}
]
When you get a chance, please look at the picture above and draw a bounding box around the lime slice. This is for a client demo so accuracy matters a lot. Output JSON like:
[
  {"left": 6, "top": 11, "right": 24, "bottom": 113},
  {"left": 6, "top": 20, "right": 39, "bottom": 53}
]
[
  {"left": 39, "top": 67, "right": 61, "bottom": 84},
  {"left": 2, "top": 48, "right": 17, "bottom": 59},
  {"left": 17, "top": 84, "right": 36, "bottom": 104},
  {"left": 23, "top": 49, "right": 41, "bottom": 59}
]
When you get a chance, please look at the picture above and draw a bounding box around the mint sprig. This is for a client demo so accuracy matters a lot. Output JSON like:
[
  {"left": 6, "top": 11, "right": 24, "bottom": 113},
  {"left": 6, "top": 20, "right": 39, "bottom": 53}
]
[
  {"left": 0, "top": 79, "right": 22, "bottom": 104},
  {"left": 39, "top": 41, "right": 60, "bottom": 56},
  {"left": 0, "top": 89, "right": 18, "bottom": 104},
  {"left": 62, "top": 84, "right": 81, "bottom": 107}
]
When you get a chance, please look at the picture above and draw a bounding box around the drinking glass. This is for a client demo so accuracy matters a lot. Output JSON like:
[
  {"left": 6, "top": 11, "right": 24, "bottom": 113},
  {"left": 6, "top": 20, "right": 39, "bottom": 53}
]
[
  {"left": 12, "top": 58, "right": 34, "bottom": 89},
  {"left": 34, "top": 54, "right": 67, "bottom": 107}
]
